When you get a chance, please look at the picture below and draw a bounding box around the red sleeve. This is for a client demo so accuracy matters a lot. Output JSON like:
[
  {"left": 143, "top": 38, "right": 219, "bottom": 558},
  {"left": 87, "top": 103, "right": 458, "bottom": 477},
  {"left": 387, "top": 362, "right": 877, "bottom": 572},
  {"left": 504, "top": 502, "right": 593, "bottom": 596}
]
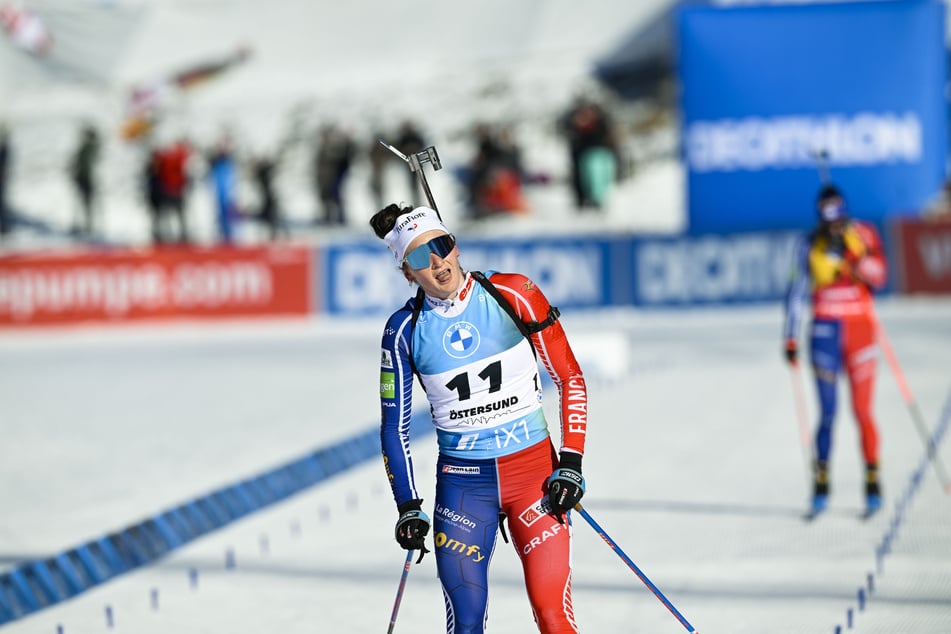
[
  {"left": 853, "top": 221, "right": 888, "bottom": 289},
  {"left": 488, "top": 272, "right": 587, "bottom": 457}
]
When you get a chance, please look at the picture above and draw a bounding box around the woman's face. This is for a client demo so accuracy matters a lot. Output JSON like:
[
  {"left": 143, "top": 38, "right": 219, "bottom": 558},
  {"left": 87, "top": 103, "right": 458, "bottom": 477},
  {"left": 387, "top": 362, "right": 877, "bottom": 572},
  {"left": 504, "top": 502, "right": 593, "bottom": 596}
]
[{"left": 401, "top": 230, "right": 464, "bottom": 299}]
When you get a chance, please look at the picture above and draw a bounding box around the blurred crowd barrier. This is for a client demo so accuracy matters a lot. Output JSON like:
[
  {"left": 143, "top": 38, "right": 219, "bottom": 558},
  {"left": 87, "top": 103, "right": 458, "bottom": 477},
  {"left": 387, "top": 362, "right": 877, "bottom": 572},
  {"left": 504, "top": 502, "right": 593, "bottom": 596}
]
[{"left": 1, "top": 216, "right": 949, "bottom": 329}]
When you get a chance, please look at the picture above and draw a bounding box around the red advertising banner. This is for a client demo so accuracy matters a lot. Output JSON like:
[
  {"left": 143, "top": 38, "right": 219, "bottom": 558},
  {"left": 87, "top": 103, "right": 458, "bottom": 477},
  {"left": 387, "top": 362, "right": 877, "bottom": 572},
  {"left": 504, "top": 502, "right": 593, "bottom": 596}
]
[
  {"left": 893, "top": 216, "right": 951, "bottom": 294},
  {"left": 0, "top": 245, "right": 314, "bottom": 327}
]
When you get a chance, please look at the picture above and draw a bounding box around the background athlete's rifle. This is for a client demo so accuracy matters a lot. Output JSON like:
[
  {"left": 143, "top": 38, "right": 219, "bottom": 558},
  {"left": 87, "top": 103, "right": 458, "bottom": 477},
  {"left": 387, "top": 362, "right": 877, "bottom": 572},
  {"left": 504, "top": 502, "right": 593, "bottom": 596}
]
[
  {"left": 812, "top": 148, "right": 832, "bottom": 186},
  {"left": 379, "top": 140, "right": 443, "bottom": 220}
]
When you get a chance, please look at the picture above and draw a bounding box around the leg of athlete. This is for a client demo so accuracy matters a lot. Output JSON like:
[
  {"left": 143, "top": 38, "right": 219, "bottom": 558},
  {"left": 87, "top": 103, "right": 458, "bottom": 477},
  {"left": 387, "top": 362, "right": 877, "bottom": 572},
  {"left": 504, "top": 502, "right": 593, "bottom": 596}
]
[
  {"left": 433, "top": 455, "right": 500, "bottom": 634},
  {"left": 498, "top": 441, "right": 579, "bottom": 634}
]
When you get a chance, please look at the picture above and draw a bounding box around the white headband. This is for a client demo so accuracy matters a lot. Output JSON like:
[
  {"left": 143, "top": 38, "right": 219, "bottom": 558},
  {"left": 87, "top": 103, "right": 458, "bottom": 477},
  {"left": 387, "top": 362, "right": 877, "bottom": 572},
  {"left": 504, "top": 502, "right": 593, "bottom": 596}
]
[{"left": 383, "top": 207, "right": 450, "bottom": 265}]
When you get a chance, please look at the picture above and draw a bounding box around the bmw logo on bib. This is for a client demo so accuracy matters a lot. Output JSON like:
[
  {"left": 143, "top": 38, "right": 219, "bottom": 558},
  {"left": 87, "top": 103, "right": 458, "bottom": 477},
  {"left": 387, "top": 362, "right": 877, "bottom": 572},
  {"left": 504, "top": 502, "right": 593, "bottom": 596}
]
[{"left": 444, "top": 322, "right": 480, "bottom": 359}]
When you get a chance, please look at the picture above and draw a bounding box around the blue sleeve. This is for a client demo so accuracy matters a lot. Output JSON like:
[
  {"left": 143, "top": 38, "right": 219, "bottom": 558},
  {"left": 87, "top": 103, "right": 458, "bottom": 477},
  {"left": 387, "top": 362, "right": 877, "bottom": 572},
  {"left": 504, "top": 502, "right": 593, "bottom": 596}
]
[
  {"left": 783, "top": 235, "right": 812, "bottom": 341},
  {"left": 379, "top": 305, "right": 421, "bottom": 507}
]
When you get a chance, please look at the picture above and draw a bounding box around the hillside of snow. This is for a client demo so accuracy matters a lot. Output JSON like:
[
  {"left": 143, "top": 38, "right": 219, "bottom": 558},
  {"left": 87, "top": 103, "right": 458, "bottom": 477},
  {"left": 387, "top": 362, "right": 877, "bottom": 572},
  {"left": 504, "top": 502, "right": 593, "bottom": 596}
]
[{"left": 0, "top": 0, "right": 684, "bottom": 251}]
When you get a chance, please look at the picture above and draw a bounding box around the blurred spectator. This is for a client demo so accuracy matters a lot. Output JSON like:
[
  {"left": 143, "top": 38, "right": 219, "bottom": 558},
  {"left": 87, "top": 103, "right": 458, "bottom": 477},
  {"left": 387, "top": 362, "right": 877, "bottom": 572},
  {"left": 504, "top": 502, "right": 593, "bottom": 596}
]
[
  {"left": 559, "top": 97, "right": 619, "bottom": 210},
  {"left": 249, "top": 153, "right": 289, "bottom": 240},
  {"left": 142, "top": 148, "right": 164, "bottom": 244},
  {"left": 395, "top": 119, "right": 426, "bottom": 205},
  {"left": 312, "top": 124, "right": 355, "bottom": 226},
  {"left": 207, "top": 133, "right": 239, "bottom": 243},
  {"left": 69, "top": 123, "right": 101, "bottom": 236},
  {"left": 0, "top": 3, "right": 53, "bottom": 56},
  {"left": 465, "top": 123, "right": 528, "bottom": 219},
  {"left": 923, "top": 178, "right": 951, "bottom": 219},
  {"left": 153, "top": 138, "right": 192, "bottom": 244},
  {"left": 367, "top": 131, "right": 392, "bottom": 210},
  {"left": 0, "top": 123, "right": 10, "bottom": 239}
]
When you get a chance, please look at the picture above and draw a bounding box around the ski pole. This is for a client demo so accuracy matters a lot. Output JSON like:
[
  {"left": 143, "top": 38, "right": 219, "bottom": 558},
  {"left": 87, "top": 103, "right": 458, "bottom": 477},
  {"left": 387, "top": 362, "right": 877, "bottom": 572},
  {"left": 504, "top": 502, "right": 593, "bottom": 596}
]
[
  {"left": 872, "top": 311, "right": 951, "bottom": 493},
  {"left": 387, "top": 550, "right": 415, "bottom": 633},
  {"left": 379, "top": 139, "right": 443, "bottom": 219},
  {"left": 788, "top": 360, "right": 815, "bottom": 486},
  {"left": 574, "top": 503, "right": 699, "bottom": 633}
]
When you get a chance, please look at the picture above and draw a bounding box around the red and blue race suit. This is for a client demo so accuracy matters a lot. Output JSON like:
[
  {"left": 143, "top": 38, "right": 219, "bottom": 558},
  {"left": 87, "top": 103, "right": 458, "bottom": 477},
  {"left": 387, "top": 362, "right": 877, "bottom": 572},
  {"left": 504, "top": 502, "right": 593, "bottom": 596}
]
[
  {"left": 783, "top": 221, "right": 888, "bottom": 465},
  {"left": 379, "top": 271, "right": 587, "bottom": 633}
]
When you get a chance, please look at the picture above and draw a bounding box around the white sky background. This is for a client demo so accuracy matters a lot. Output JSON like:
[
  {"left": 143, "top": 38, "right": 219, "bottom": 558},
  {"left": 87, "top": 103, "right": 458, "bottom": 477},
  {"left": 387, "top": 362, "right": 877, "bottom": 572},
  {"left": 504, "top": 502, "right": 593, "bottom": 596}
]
[{"left": 1, "top": 297, "right": 950, "bottom": 633}]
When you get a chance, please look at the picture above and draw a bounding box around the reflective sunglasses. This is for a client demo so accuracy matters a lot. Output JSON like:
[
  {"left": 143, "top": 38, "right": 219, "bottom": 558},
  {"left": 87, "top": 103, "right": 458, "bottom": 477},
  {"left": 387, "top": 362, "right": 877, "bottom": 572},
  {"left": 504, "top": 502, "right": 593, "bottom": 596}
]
[{"left": 402, "top": 234, "right": 456, "bottom": 269}]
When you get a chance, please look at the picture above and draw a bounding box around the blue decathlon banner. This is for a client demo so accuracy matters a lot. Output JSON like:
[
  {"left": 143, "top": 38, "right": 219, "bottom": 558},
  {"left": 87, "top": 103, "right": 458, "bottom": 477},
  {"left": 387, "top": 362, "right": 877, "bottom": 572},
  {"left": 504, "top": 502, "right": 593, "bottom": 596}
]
[
  {"left": 629, "top": 231, "right": 802, "bottom": 307},
  {"left": 679, "top": 0, "right": 947, "bottom": 235},
  {"left": 318, "top": 237, "right": 620, "bottom": 317}
]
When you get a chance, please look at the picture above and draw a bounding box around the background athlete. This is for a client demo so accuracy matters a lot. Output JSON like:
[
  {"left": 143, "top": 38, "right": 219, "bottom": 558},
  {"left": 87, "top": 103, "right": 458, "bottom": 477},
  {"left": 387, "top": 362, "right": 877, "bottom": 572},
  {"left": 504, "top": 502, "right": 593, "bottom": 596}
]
[
  {"left": 783, "top": 184, "right": 888, "bottom": 517},
  {"left": 372, "top": 203, "right": 588, "bottom": 633}
]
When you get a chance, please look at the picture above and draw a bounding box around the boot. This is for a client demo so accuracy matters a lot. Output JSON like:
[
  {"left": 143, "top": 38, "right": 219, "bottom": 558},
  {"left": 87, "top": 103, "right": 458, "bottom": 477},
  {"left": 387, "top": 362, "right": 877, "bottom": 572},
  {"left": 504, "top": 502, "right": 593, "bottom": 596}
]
[
  {"left": 811, "top": 460, "right": 830, "bottom": 515},
  {"left": 865, "top": 463, "right": 882, "bottom": 516}
]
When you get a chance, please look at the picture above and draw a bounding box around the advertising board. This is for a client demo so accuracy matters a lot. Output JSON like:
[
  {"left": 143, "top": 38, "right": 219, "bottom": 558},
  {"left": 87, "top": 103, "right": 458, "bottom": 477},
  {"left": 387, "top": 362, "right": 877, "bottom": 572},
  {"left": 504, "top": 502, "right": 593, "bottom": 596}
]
[
  {"left": 679, "top": 0, "right": 947, "bottom": 234},
  {"left": 0, "top": 246, "right": 312, "bottom": 326}
]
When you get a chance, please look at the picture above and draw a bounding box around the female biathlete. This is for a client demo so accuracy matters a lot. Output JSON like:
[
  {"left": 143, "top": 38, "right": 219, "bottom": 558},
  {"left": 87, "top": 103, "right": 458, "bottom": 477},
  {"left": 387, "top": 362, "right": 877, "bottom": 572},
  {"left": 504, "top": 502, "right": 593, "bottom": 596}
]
[
  {"left": 372, "top": 203, "right": 588, "bottom": 633},
  {"left": 783, "top": 184, "right": 888, "bottom": 517}
]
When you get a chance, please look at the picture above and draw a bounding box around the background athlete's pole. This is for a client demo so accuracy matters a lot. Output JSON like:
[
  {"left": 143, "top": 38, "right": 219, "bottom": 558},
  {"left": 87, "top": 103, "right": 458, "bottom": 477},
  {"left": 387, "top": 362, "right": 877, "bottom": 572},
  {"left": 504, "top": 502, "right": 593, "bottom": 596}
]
[
  {"left": 872, "top": 310, "right": 951, "bottom": 493},
  {"left": 788, "top": 359, "right": 815, "bottom": 490},
  {"left": 379, "top": 139, "right": 443, "bottom": 220},
  {"left": 812, "top": 148, "right": 832, "bottom": 186}
]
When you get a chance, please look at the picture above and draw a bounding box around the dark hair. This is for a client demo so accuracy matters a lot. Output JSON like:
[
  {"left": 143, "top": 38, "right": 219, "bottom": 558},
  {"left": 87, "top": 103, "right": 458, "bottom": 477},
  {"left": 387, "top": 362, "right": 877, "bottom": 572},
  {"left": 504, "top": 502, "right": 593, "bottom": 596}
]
[
  {"left": 369, "top": 203, "right": 414, "bottom": 239},
  {"left": 816, "top": 184, "right": 843, "bottom": 206}
]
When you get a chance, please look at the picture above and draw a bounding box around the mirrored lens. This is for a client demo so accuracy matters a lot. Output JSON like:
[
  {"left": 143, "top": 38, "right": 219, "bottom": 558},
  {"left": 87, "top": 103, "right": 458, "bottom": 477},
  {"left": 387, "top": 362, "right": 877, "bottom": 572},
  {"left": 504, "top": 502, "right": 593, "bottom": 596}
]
[{"left": 404, "top": 234, "right": 456, "bottom": 269}]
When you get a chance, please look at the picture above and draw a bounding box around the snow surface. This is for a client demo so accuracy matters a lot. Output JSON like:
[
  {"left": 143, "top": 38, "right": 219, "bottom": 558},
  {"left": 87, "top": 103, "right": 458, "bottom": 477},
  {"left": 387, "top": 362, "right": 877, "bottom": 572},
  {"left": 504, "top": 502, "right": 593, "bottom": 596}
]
[{"left": 1, "top": 298, "right": 950, "bottom": 633}]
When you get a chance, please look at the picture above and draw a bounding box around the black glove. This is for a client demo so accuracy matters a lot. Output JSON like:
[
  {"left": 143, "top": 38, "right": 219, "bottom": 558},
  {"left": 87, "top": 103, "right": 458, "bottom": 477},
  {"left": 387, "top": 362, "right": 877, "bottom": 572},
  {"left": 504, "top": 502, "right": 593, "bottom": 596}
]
[
  {"left": 784, "top": 338, "right": 798, "bottom": 365},
  {"left": 547, "top": 452, "right": 585, "bottom": 524},
  {"left": 395, "top": 499, "right": 430, "bottom": 563}
]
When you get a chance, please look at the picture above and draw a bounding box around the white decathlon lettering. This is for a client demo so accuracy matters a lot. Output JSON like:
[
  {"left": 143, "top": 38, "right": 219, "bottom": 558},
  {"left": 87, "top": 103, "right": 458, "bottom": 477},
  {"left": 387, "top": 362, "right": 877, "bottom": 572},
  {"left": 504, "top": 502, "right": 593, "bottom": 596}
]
[
  {"left": 637, "top": 233, "right": 797, "bottom": 304},
  {"left": 462, "top": 246, "right": 601, "bottom": 305},
  {"left": 334, "top": 251, "right": 407, "bottom": 313},
  {"left": 686, "top": 111, "right": 922, "bottom": 173}
]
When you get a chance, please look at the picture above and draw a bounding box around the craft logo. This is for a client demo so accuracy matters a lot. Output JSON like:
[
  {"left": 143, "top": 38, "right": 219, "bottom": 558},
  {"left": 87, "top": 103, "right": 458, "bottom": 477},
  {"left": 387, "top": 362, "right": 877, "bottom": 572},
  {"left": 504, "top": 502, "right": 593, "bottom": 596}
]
[
  {"left": 522, "top": 520, "right": 566, "bottom": 555},
  {"left": 518, "top": 499, "right": 551, "bottom": 527},
  {"left": 443, "top": 321, "right": 480, "bottom": 359}
]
